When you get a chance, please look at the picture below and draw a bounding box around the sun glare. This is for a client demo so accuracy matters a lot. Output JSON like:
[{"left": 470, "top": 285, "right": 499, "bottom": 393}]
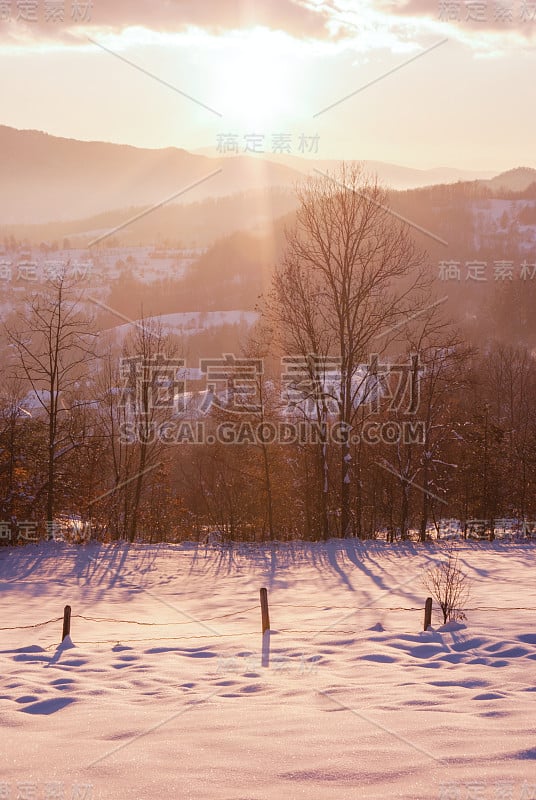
[{"left": 214, "top": 29, "right": 301, "bottom": 128}]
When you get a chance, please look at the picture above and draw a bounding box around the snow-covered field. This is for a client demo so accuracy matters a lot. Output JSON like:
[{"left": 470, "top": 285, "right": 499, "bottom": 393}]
[{"left": 1, "top": 540, "right": 535, "bottom": 800}]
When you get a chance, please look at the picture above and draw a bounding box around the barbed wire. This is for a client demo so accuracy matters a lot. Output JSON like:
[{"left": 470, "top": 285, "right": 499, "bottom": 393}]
[
  {"left": 0, "top": 616, "right": 63, "bottom": 630},
  {"left": 73, "top": 606, "right": 262, "bottom": 625},
  {"left": 2, "top": 604, "right": 536, "bottom": 634}
]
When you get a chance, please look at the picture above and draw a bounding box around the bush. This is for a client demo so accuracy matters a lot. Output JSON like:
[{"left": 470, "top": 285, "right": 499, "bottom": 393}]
[{"left": 423, "top": 545, "right": 471, "bottom": 625}]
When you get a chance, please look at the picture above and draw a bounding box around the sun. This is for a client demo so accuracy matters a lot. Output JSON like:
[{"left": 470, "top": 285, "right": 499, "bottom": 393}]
[{"left": 214, "top": 29, "right": 300, "bottom": 129}]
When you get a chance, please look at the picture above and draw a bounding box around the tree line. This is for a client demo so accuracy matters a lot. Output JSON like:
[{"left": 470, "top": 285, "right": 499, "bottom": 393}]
[{"left": 1, "top": 166, "right": 535, "bottom": 544}]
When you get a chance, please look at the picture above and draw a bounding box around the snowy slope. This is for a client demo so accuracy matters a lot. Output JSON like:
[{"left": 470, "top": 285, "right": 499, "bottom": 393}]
[
  {"left": 0, "top": 540, "right": 535, "bottom": 799},
  {"left": 110, "top": 310, "right": 260, "bottom": 343}
]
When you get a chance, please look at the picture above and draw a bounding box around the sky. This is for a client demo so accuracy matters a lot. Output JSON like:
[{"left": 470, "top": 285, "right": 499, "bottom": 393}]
[{"left": 0, "top": 0, "right": 535, "bottom": 170}]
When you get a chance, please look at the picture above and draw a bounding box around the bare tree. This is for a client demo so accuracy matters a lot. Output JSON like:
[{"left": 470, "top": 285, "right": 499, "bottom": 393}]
[
  {"left": 0, "top": 375, "right": 28, "bottom": 525},
  {"left": 6, "top": 268, "right": 96, "bottom": 526},
  {"left": 385, "top": 306, "right": 473, "bottom": 542},
  {"left": 94, "top": 347, "right": 133, "bottom": 539},
  {"left": 114, "top": 318, "right": 182, "bottom": 542},
  {"left": 423, "top": 544, "right": 471, "bottom": 624},
  {"left": 267, "top": 163, "right": 427, "bottom": 537},
  {"left": 484, "top": 343, "right": 536, "bottom": 526}
]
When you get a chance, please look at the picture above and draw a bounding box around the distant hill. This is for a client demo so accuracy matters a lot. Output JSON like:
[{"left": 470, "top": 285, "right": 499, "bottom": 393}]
[
  {"left": 0, "top": 188, "right": 299, "bottom": 248},
  {"left": 0, "top": 125, "right": 502, "bottom": 225},
  {"left": 483, "top": 167, "right": 536, "bottom": 192},
  {"left": 195, "top": 147, "right": 496, "bottom": 189},
  {"left": 6, "top": 169, "right": 536, "bottom": 250},
  {"left": 0, "top": 126, "right": 302, "bottom": 224}
]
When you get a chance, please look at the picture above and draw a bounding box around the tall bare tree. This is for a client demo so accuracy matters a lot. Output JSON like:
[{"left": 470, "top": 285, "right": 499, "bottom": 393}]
[
  {"left": 268, "top": 164, "right": 427, "bottom": 537},
  {"left": 6, "top": 268, "right": 96, "bottom": 526},
  {"left": 116, "top": 318, "right": 182, "bottom": 542}
]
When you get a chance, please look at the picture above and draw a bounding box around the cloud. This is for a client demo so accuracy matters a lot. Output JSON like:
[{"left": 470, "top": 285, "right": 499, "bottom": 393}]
[
  {"left": 376, "top": 0, "right": 536, "bottom": 40},
  {"left": 4, "top": 0, "right": 531, "bottom": 53},
  {"left": 0, "top": 0, "right": 342, "bottom": 44}
]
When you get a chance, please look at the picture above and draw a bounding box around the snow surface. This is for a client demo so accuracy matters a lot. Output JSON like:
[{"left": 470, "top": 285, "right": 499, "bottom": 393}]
[
  {"left": 111, "top": 310, "right": 259, "bottom": 342},
  {"left": 1, "top": 540, "right": 535, "bottom": 799}
]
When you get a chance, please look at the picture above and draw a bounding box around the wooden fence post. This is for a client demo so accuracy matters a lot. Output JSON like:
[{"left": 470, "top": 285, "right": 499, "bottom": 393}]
[
  {"left": 260, "top": 588, "right": 270, "bottom": 634},
  {"left": 424, "top": 597, "right": 432, "bottom": 631},
  {"left": 62, "top": 605, "right": 71, "bottom": 642}
]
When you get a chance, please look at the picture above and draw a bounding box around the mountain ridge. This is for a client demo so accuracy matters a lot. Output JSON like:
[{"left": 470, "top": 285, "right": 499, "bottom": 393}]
[{"left": 0, "top": 124, "right": 529, "bottom": 225}]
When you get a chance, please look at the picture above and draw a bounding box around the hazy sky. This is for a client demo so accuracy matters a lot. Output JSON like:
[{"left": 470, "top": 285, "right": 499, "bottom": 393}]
[{"left": 0, "top": 0, "right": 534, "bottom": 170}]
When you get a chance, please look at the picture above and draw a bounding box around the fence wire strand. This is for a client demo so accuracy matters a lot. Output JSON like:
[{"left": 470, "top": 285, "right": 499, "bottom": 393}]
[{"left": 2, "top": 604, "right": 536, "bottom": 636}]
